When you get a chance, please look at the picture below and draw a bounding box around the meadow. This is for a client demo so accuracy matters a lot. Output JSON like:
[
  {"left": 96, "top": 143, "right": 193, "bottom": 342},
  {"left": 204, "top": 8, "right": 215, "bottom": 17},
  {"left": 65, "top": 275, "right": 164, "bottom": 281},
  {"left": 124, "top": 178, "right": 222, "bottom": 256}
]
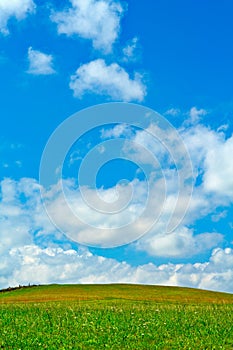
[{"left": 1, "top": 284, "right": 233, "bottom": 349}]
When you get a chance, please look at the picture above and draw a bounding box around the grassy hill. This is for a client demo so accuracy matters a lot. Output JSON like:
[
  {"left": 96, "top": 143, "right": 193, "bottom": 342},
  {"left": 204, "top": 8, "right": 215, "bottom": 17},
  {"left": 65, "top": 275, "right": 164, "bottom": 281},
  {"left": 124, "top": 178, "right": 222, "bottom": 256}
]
[
  {"left": 0, "top": 283, "right": 233, "bottom": 304},
  {"left": 1, "top": 284, "right": 233, "bottom": 349}
]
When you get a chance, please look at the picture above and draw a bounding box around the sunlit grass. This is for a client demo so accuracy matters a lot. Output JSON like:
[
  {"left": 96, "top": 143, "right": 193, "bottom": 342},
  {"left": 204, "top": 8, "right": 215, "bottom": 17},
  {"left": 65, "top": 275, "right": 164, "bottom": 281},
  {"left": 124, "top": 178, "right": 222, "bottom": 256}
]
[{"left": 1, "top": 284, "right": 233, "bottom": 349}]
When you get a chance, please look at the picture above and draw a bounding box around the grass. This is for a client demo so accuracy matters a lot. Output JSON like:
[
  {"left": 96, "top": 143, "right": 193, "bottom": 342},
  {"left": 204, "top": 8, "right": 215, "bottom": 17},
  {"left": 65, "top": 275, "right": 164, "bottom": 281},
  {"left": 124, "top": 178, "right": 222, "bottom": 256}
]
[{"left": 1, "top": 284, "right": 233, "bottom": 349}]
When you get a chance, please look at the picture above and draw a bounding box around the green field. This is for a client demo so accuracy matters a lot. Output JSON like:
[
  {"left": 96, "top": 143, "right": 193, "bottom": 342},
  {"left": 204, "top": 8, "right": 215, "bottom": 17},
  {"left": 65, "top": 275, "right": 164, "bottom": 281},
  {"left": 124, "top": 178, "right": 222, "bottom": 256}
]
[{"left": 1, "top": 284, "right": 233, "bottom": 349}]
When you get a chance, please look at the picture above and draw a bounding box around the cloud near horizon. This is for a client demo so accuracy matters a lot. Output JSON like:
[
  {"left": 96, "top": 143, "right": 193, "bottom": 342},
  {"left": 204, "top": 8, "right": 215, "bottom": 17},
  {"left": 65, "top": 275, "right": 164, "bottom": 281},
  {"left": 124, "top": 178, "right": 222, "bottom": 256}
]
[
  {"left": 1, "top": 115, "right": 233, "bottom": 291},
  {"left": 0, "top": 176, "right": 231, "bottom": 293},
  {"left": 1, "top": 243, "right": 233, "bottom": 294}
]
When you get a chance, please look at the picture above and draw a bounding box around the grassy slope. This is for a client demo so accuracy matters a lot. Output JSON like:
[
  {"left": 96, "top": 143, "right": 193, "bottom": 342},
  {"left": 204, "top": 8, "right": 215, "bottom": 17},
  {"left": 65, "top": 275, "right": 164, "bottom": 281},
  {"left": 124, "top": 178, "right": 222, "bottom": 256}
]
[
  {"left": 0, "top": 283, "right": 233, "bottom": 304},
  {"left": 1, "top": 285, "right": 233, "bottom": 349}
]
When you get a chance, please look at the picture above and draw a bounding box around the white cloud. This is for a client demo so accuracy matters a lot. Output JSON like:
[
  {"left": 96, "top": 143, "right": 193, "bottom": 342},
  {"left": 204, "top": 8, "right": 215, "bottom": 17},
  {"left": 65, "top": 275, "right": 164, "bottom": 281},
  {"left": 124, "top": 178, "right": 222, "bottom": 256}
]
[
  {"left": 0, "top": 177, "right": 233, "bottom": 293},
  {"left": 39, "top": 171, "right": 222, "bottom": 253},
  {"left": 164, "top": 108, "right": 181, "bottom": 117},
  {"left": 1, "top": 118, "right": 233, "bottom": 291},
  {"left": 51, "top": 0, "right": 125, "bottom": 53},
  {"left": 42, "top": 177, "right": 153, "bottom": 247},
  {"left": 69, "top": 59, "right": 146, "bottom": 101},
  {"left": 0, "top": 177, "right": 59, "bottom": 255},
  {"left": 97, "top": 118, "right": 233, "bottom": 245},
  {"left": 1, "top": 244, "right": 233, "bottom": 293},
  {"left": 203, "top": 135, "right": 233, "bottom": 198},
  {"left": 0, "top": 175, "right": 207, "bottom": 255},
  {"left": 187, "top": 107, "right": 207, "bottom": 125},
  {"left": 182, "top": 121, "right": 233, "bottom": 200},
  {"left": 97, "top": 117, "right": 233, "bottom": 258},
  {"left": 122, "top": 37, "right": 139, "bottom": 61},
  {"left": 136, "top": 227, "right": 223, "bottom": 258},
  {"left": 217, "top": 124, "right": 229, "bottom": 133},
  {"left": 27, "top": 47, "right": 56, "bottom": 75},
  {"left": 116, "top": 117, "right": 233, "bottom": 212},
  {"left": 100, "top": 123, "right": 133, "bottom": 139},
  {"left": 0, "top": 0, "right": 35, "bottom": 35}
]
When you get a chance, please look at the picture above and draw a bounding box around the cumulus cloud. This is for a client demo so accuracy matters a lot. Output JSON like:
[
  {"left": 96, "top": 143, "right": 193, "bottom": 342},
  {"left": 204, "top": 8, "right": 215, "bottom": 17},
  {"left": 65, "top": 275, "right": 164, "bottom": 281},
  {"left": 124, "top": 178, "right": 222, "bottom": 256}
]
[
  {"left": 1, "top": 244, "right": 233, "bottom": 294},
  {"left": 51, "top": 0, "right": 125, "bottom": 53},
  {"left": 96, "top": 115, "right": 233, "bottom": 258},
  {"left": 203, "top": 135, "right": 233, "bottom": 198},
  {"left": 27, "top": 47, "right": 56, "bottom": 75},
  {"left": 0, "top": 177, "right": 233, "bottom": 293},
  {"left": 69, "top": 59, "right": 146, "bottom": 101},
  {"left": 136, "top": 227, "right": 223, "bottom": 258},
  {"left": 182, "top": 121, "right": 233, "bottom": 200},
  {"left": 0, "top": 173, "right": 219, "bottom": 257},
  {"left": 127, "top": 114, "right": 232, "bottom": 213},
  {"left": 1, "top": 113, "right": 233, "bottom": 291},
  {"left": 99, "top": 117, "right": 233, "bottom": 231},
  {"left": 0, "top": 0, "right": 35, "bottom": 35},
  {"left": 0, "top": 177, "right": 59, "bottom": 255},
  {"left": 42, "top": 177, "right": 155, "bottom": 247},
  {"left": 41, "top": 171, "right": 221, "bottom": 253}
]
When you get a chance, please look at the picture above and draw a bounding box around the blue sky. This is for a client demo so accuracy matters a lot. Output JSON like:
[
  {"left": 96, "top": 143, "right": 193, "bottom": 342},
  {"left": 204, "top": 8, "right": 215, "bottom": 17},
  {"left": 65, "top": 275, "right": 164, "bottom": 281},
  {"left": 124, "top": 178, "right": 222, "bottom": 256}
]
[{"left": 0, "top": 0, "right": 233, "bottom": 292}]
